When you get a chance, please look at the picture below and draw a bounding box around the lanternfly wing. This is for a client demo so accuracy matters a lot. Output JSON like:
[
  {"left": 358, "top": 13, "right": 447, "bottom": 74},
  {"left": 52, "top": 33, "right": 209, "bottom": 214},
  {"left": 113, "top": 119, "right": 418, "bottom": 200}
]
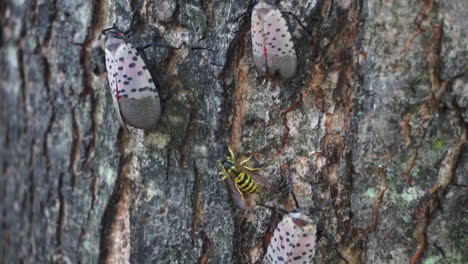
[
  {"left": 104, "top": 46, "right": 126, "bottom": 128},
  {"left": 252, "top": 1, "right": 297, "bottom": 79},
  {"left": 113, "top": 43, "right": 159, "bottom": 101},
  {"left": 264, "top": 212, "right": 317, "bottom": 264},
  {"left": 104, "top": 36, "right": 161, "bottom": 130},
  {"left": 252, "top": 8, "right": 267, "bottom": 76},
  {"left": 263, "top": 8, "right": 297, "bottom": 79}
]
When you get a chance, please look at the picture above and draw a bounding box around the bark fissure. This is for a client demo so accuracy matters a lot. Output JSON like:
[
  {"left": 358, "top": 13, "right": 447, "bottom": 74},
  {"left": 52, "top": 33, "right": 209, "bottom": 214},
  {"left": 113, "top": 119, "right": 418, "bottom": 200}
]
[
  {"left": 190, "top": 164, "right": 202, "bottom": 240},
  {"left": 27, "top": 139, "right": 36, "bottom": 240},
  {"left": 99, "top": 151, "right": 134, "bottom": 264},
  {"left": 280, "top": 94, "right": 303, "bottom": 151},
  {"left": 42, "top": 110, "right": 56, "bottom": 189},
  {"left": 42, "top": 0, "right": 58, "bottom": 47},
  {"left": 230, "top": 68, "right": 249, "bottom": 149},
  {"left": 81, "top": 0, "right": 106, "bottom": 163},
  {"left": 411, "top": 129, "right": 467, "bottom": 264},
  {"left": 179, "top": 100, "right": 196, "bottom": 167},
  {"left": 56, "top": 172, "right": 65, "bottom": 246},
  {"left": 196, "top": 231, "right": 212, "bottom": 264},
  {"left": 17, "top": 48, "right": 29, "bottom": 132},
  {"left": 69, "top": 108, "right": 81, "bottom": 190}
]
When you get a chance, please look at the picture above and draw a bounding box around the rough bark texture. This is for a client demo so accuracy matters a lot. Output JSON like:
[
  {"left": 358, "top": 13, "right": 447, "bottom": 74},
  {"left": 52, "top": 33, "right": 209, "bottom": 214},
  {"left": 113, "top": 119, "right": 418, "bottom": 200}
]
[{"left": 1, "top": 0, "right": 467, "bottom": 263}]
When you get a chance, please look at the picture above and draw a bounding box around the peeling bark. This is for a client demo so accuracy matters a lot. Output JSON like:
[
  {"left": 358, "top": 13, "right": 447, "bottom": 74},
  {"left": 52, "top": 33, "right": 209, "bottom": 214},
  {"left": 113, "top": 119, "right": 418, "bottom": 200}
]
[{"left": 1, "top": 0, "right": 467, "bottom": 264}]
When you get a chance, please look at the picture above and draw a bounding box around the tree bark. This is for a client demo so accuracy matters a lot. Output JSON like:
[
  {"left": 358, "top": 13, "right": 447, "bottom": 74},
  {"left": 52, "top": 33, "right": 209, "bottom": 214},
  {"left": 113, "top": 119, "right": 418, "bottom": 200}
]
[{"left": 1, "top": 0, "right": 467, "bottom": 263}]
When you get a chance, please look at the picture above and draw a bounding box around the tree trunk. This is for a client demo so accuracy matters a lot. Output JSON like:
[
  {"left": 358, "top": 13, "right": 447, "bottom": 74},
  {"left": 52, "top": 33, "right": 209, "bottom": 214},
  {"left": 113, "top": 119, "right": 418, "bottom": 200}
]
[{"left": 1, "top": 0, "right": 467, "bottom": 263}]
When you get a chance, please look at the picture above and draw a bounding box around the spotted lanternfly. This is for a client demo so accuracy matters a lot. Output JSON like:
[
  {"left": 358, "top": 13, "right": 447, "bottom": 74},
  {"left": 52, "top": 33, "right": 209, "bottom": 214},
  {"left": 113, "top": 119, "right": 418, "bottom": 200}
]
[
  {"left": 262, "top": 167, "right": 345, "bottom": 264},
  {"left": 263, "top": 210, "right": 317, "bottom": 264},
  {"left": 102, "top": 29, "right": 161, "bottom": 130},
  {"left": 251, "top": 0, "right": 297, "bottom": 79}
]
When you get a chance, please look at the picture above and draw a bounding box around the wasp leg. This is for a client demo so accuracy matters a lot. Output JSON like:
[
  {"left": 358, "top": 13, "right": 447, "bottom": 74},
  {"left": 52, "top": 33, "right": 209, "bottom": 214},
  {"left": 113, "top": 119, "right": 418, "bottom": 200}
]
[
  {"left": 218, "top": 172, "right": 229, "bottom": 181},
  {"left": 239, "top": 155, "right": 261, "bottom": 171},
  {"left": 239, "top": 155, "right": 253, "bottom": 165},
  {"left": 243, "top": 165, "right": 261, "bottom": 171}
]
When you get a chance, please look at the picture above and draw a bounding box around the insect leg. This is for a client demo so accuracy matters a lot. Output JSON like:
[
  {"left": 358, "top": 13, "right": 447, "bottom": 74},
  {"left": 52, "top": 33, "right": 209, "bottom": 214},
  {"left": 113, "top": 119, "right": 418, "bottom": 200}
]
[
  {"left": 239, "top": 155, "right": 252, "bottom": 165},
  {"left": 230, "top": 0, "right": 259, "bottom": 23},
  {"left": 218, "top": 172, "right": 229, "bottom": 181},
  {"left": 125, "top": 0, "right": 145, "bottom": 34},
  {"left": 284, "top": 165, "right": 301, "bottom": 209},
  {"left": 239, "top": 155, "right": 261, "bottom": 171},
  {"left": 227, "top": 145, "right": 236, "bottom": 161},
  {"left": 218, "top": 162, "right": 231, "bottom": 181},
  {"left": 242, "top": 165, "right": 261, "bottom": 171},
  {"left": 256, "top": 202, "right": 289, "bottom": 215},
  {"left": 230, "top": 11, "right": 252, "bottom": 23},
  {"left": 136, "top": 43, "right": 176, "bottom": 51},
  {"left": 281, "top": 11, "right": 313, "bottom": 36},
  {"left": 317, "top": 227, "right": 350, "bottom": 264}
]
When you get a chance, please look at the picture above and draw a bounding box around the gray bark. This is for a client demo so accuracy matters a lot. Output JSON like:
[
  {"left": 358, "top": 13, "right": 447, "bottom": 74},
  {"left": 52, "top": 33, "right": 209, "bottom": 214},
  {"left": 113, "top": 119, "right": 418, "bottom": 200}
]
[{"left": 1, "top": 0, "right": 467, "bottom": 264}]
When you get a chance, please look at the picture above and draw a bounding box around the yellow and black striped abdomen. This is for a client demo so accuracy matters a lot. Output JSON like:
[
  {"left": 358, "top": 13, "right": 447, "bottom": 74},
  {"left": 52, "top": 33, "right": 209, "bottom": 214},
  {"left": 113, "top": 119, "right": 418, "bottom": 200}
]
[{"left": 234, "top": 172, "right": 259, "bottom": 193}]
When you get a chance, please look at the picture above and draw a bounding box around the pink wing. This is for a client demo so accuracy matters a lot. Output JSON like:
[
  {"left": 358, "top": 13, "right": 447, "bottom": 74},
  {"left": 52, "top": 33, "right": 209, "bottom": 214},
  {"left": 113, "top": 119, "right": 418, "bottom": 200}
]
[
  {"left": 113, "top": 43, "right": 159, "bottom": 101},
  {"left": 251, "top": 9, "right": 267, "bottom": 76},
  {"left": 263, "top": 9, "right": 297, "bottom": 79},
  {"left": 104, "top": 48, "right": 126, "bottom": 128},
  {"left": 264, "top": 213, "right": 317, "bottom": 264}
]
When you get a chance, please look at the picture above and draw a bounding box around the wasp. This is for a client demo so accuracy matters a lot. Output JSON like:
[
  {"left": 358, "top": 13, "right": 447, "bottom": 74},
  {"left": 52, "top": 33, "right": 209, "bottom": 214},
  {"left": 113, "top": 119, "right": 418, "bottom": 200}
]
[{"left": 219, "top": 146, "right": 263, "bottom": 209}]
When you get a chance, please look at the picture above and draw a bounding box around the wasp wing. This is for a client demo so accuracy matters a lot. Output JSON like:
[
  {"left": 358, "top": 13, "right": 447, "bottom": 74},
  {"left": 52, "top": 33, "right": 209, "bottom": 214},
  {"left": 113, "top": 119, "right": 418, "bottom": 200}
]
[{"left": 223, "top": 172, "right": 248, "bottom": 210}]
